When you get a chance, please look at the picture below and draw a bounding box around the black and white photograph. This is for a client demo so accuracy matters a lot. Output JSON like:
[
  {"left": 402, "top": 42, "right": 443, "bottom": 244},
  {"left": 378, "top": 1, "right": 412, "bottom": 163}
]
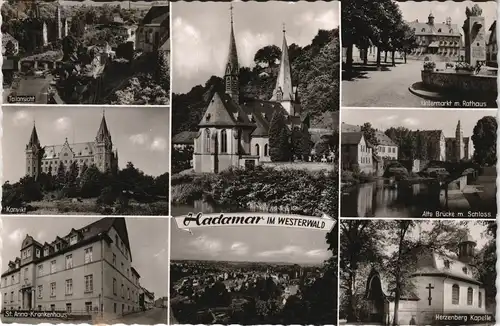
[
  {"left": 342, "top": 0, "right": 497, "bottom": 108},
  {"left": 169, "top": 220, "right": 337, "bottom": 324},
  {"left": 0, "top": 216, "right": 169, "bottom": 324},
  {"left": 1, "top": 0, "right": 170, "bottom": 105},
  {"left": 2, "top": 106, "right": 170, "bottom": 215},
  {"left": 339, "top": 219, "right": 496, "bottom": 326},
  {"left": 340, "top": 109, "right": 497, "bottom": 218},
  {"left": 170, "top": 1, "right": 339, "bottom": 218}
]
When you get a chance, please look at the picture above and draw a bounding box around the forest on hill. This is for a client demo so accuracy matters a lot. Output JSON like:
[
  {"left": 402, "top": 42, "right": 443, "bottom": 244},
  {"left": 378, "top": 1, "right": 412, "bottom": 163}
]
[{"left": 172, "top": 28, "right": 339, "bottom": 136}]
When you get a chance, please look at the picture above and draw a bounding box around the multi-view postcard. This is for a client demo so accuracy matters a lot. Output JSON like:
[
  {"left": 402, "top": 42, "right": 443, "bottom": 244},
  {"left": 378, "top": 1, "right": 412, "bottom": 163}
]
[
  {"left": 2, "top": 0, "right": 170, "bottom": 105},
  {"left": 2, "top": 106, "right": 170, "bottom": 215},
  {"left": 342, "top": 0, "right": 497, "bottom": 108}
]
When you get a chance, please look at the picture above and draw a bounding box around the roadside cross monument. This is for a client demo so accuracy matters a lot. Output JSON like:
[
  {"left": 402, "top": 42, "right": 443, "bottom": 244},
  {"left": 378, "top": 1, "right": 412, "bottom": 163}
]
[{"left": 462, "top": 4, "right": 486, "bottom": 67}]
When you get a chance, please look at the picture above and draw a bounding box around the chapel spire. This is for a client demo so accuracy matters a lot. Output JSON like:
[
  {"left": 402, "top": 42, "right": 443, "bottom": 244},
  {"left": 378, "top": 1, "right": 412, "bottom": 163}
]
[
  {"left": 96, "top": 110, "right": 111, "bottom": 143},
  {"left": 224, "top": 3, "right": 240, "bottom": 104},
  {"left": 271, "top": 23, "right": 294, "bottom": 110}
]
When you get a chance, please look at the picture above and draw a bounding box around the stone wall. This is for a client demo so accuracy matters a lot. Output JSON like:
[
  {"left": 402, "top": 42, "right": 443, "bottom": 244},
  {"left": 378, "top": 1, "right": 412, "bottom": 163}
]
[{"left": 421, "top": 70, "right": 497, "bottom": 93}]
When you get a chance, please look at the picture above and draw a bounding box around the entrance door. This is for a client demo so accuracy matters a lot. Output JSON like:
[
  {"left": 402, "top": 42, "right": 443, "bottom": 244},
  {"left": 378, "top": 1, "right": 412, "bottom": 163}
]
[
  {"left": 26, "top": 291, "right": 32, "bottom": 310},
  {"left": 366, "top": 271, "right": 388, "bottom": 325}
]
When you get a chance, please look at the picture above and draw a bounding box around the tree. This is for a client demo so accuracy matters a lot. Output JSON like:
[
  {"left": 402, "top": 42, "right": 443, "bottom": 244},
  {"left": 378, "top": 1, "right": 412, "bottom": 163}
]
[
  {"left": 476, "top": 221, "right": 496, "bottom": 308},
  {"left": 67, "top": 161, "right": 80, "bottom": 186},
  {"left": 268, "top": 110, "right": 291, "bottom": 162},
  {"left": 155, "top": 49, "right": 170, "bottom": 91},
  {"left": 400, "top": 131, "right": 417, "bottom": 161},
  {"left": 472, "top": 116, "right": 497, "bottom": 166},
  {"left": 56, "top": 161, "right": 66, "bottom": 186},
  {"left": 291, "top": 126, "right": 312, "bottom": 160},
  {"left": 360, "top": 122, "right": 378, "bottom": 155},
  {"left": 254, "top": 45, "right": 282, "bottom": 68},
  {"left": 415, "top": 131, "right": 428, "bottom": 160}
]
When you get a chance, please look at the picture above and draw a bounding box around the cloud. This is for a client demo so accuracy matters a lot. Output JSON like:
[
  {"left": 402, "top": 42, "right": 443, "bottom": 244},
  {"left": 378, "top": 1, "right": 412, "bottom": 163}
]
[
  {"left": 36, "top": 231, "right": 46, "bottom": 242},
  {"left": 129, "top": 133, "right": 149, "bottom": 145},
  {"left": 12, "top": 111, "right": 31, "bottom": 126},
  {"left": 305, "top": 249, "right": 329, "bottom": 258},
  {"left": 54, "top": 117, "right": 71, "bottom": 132},
  {"left": 8, "top": 228, "right": 26, "bottom": 244},
  {"left": 189, "top": 236, "right": 222, "bottom": 256},
  {"left": 402, "top": 118, "right": 420, "bottom": 127},
  {"left": 257, "top": 245, "right": 304, "bottom": 257},
  {"left": 230, "top": 242, "right": 249, "bottom": 255},
  {"left": 150, "top": 137, "right": 167, "bottom": 152},
  {"left": 238, "top": 30, "right": 275, "bottom": 68}
]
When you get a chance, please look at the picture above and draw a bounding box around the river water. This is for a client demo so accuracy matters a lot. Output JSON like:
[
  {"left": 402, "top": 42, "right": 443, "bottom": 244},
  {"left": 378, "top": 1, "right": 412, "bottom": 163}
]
[{"left": 340, "top": 179, "right": 445, "bottom": 218}]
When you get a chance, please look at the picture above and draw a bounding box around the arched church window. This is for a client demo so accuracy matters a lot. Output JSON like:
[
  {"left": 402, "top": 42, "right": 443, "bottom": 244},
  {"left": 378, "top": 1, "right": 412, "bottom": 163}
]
[
  {"left": 205, "top": 129, "right": 211, "bottom": 153},
  {"left": 264, "top": 144, "right": 268, "bottom": 156},
  {"left": 221, "top": 130, "right": 228, "bottom": 153},
  {"left": 479, "top": 291, "right": 482, "bottom": 308},
  {"left": 255, "top": 144, "right": 260, "bottom": 156},
  {"left": 467, "top": 287, "right": 473, "bottom": 305},
  {"left": 452, "top": 284, "right": 459, "bottom": 304}
]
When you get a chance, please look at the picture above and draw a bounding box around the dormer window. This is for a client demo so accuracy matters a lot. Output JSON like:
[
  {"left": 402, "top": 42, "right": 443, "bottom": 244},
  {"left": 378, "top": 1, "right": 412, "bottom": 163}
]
[
  {"left": 35, "top": 249, "right": 40, "bottom": 258},
  {"left": 444, "top": 260, "right": 450, "bottom": 269},
  {"left": 70, "top": 235, "right": 77, "bottom": 245},
  {"left": 206, "top": 113, "right": 211, "bottom": 122},
  {"left": 462, "top": 267, "right": 468, "bottom": 275},
  {"left": 276, "top": 87, "right": 283, "bottom": 101},
  {"left": 44, "top": 248, "right": 49, "bottom": 256}
]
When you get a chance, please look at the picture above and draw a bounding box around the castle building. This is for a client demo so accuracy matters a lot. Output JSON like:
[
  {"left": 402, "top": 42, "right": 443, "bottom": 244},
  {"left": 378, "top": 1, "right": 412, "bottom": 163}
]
[
  {"left": 364, "top": 234, "right": 487, "bottom": 325},
  {"left": 0, "top": 218, "right": 142, "bottom": 320},
  {"left": 25, "top": 113, "right": 118, "bottom": 179},
  {"left": 408, "top": 13, "right": 463, "bottom": 57},
  {"left": 445, "top": 120, "right": 472, "bottom": 162},
  {"left": 192, "top": 6, "right": 307, "bottom": 173}
]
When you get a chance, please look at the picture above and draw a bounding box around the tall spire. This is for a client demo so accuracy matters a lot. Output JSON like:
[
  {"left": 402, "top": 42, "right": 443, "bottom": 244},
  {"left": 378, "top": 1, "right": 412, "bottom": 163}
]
[
  {"left": 96, "top": 111, "right": 111, "bottom": 143},
  {"left": 271, "top": 23, "right": 294, "bottom": 104},
  {"left": 224, "top": 3, "right": 240, "bottom": 103},
  {"left": 28, "top": 122, "right": 40, "bottom": 147}
]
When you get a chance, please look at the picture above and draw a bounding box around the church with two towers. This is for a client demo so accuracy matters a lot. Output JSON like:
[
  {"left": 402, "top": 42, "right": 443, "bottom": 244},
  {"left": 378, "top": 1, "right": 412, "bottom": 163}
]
[
  {"left": 192, "top": 6, "right": 308, "bottom": 173},
  {"left": 25, "top": 113, "right": 118, "bottom": 180}
]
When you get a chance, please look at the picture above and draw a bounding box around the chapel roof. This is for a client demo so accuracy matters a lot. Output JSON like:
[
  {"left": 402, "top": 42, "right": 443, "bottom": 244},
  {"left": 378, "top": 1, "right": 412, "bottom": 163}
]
[{"left": 199, "top": 92, "right": 255, "bottom": 128}]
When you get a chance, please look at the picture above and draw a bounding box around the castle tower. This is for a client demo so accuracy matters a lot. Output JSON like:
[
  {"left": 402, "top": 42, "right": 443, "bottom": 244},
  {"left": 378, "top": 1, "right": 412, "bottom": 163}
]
[
  {"left": 458, "top": 233, "right": 476, "bottom": 264},
  {"left": 25, "top": 123, "right": 43, "bottom": 180},
  {"left": 455, "top": 120, "right": 464, "bottom": 161},
  {"left": 270, "top": 24, "right": 296, "bottom": 116},
  {"left": 428, "top": 12, "right": 435, "bottom": 25},
  {"left": 95, "top": 111, "right": 113, "bottom": 173},
  {"left": 224, "top": 4, "right": 240, "bottom": 105}
]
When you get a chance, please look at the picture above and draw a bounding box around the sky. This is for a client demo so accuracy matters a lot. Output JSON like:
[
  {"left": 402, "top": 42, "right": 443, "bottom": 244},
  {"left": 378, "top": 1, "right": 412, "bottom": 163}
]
[
  {"left": 170, "top": 219, "right": 332, "bottom": 265},
  {"left": 398, "top": 0, "right": 497, "bottom": 38},
  {"left": 172, "top": 1, "right": 339, "bottom": 94},
  {"left": 0, "top": 217, "right": 170, "bottom": 297},
  {"left": 2, "top": 106, "right": 170, "bottom": 183},
  {"left": 342, "top": 108, "right": 497, "bottom": 153}
]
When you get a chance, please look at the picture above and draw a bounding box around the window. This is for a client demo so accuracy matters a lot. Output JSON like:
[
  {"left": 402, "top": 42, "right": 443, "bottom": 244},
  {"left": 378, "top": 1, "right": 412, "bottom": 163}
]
[
  {"left": 35, "top": 249, "right": 40, "bottom": 258},
  {"left": 70, "top": 235, "right": 77, "bottom": 245},
  {"left": 113, "top": 278, "right": 117, "bottom": 295},
  {"left": 479, "top": 291, "right": 482, "bottom": 308},
  {"left": 221, "top": 130, "right": 227, "bottom": 153},
  {"left": 467, "top": 287, "right": 473, "bottom": 305},
  {"left": 65, "top": 279, "right": 73, "bottom": 295},
  {"left": 121, "top": 284, "right": 124, "bottom": 298},
  {"left": 113, "top": 254, "right": 116, "bottom": 266},
  {"left": 37, "top": 264, "right": 43, "bottom": 277},
  {"left": 65, "top": 255, "right": 73, "bottom": 269},
  {"left": 444, "top": 260, "right": 450, "bottom": 269},
  {"left": 463, "top": 267, "right": 468, "bottom": 274},
  {"left": 115, "top": 235, "right": 118, "bottom": 246},
  {"left": 24, "top": 267, "right": 28, "bottom": 280},
  {"left": 50, "top": 304, "right": 55, "bottom": 311},
  {"left": 84, "top": 247, "right": 93, "bottom": 264},
  {"left": 50, "top": 282, "right": 56, "bottom": 297},
  {"left": 205, "top": 129, "right": 211, "bottom": 153},
  {"left": 264, "top": 144, "right": 268, "bottom": 156},
  {"left": 85, "top": 302, "right": 92, "bottom": 313},
  {"left": 452, "top": 284, "right": 459, "bottom": 305},
  {"left": 4, "top": 293, "right": 6, "bottom": 303},
  {"left": 37, "top": 285, "right": 43, "bottom": 299},
  {"left": 10, "top": 291, "right": 13, "bottom": 302},
  {"left": 255, "top": 144, "right": 260, "bottom": 156},
  {"left": 121, "top": 262, "right": 124, "bottom": 271},
  {"left": 66, "top": 303, "right": 72, "bottom": 313},
  {"left": 127, "top": 268, "right": 129, "bottom": 277},
  {"left": 128, "top": 287, "right": 130, "bottom": 300},
  {"left": 27, "top": 248, "right": 31, "bottom": 257},
  {"left": 38, "top": 305, "right": 41, "bottom": 311},
  {"left": 51, "top": 260, "right": 56, "bottom": 274},
  {"left": 84, "top": 275, "right": 93, "bottom": 292},
  {"left": 11, "top": 275, "right": 14, "bottom": 284}
]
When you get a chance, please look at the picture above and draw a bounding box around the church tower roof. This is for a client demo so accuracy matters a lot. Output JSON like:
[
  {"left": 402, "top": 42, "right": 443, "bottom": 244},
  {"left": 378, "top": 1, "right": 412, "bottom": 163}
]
[
  {"left": 28, "top": 123, "right": 40, "bottom": 147},
  {"left": 96, "top": 111, "right": 111, "bottom": 142},
  {"left": 456, "top": 120, "right": 462, "bottom": 131},
  {"left": 271, "top": 24, "right": 294, "bottom": 102},
  {"left": 225, "top": 4, "right": 239, "bottom": 77}
]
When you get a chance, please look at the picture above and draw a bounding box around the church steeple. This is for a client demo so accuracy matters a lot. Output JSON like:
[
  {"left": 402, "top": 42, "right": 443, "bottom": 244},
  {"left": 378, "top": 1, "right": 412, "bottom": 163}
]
[
  {"left": 96, "top": 110, "right": 111, "bottom": 143},
  {"left": 271, "top": 23, "right": 295, "bottom": 115},
  {"left": 224, "top": 3, "right": 240, "bottom": 104}
]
